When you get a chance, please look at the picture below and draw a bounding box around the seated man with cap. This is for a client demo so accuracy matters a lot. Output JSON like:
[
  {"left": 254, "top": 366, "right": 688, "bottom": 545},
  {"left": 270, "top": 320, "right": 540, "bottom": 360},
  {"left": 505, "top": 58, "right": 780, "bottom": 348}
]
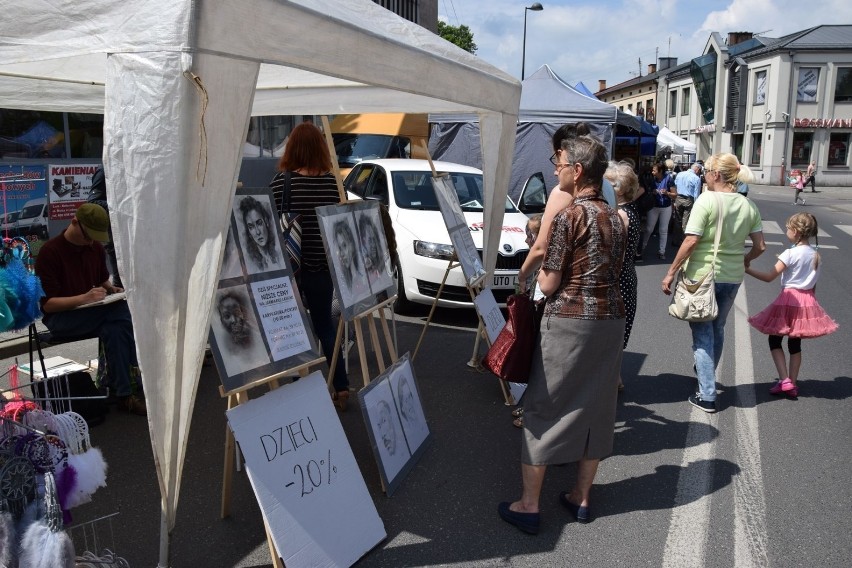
[{"left": 34, "top": 203, "right": 146, "bottom": 416}]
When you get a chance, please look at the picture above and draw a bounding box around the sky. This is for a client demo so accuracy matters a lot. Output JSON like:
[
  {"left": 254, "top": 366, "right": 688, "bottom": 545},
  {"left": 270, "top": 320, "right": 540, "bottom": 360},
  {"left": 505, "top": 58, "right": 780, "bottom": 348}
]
[{"left": 438, "top": 0, "right": 852, "bottom": 91}]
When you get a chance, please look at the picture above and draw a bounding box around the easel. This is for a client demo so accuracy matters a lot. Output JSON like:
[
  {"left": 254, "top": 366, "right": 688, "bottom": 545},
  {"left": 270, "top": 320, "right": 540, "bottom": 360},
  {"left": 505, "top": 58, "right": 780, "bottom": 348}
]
[
  {"left": 409, "top": 150, "right": 513, "bottom": 405},
  {"left": 219, "top": 357, "right": 325, "bottom": 568},
  {"left": 326, "top": 296, "right": 398, "bottom": 392}
]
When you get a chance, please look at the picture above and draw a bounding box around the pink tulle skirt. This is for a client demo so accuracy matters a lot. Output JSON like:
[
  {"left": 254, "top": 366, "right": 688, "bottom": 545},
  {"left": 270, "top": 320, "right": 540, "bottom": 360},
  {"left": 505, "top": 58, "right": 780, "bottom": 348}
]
[{"left": 748, "top": 288, "right": 838, "bottom": 338}]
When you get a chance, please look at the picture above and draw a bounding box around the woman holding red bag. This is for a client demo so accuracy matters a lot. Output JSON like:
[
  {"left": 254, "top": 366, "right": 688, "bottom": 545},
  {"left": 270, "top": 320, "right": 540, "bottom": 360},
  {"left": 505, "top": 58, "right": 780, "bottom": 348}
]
[{"left": 498, "top": 135, "right": 627, "bottom": 534}]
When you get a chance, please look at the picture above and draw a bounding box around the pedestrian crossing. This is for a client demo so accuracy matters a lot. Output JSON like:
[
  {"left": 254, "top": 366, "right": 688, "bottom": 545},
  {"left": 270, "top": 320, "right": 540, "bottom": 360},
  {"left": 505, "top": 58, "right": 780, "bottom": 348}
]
[{"left": 754, "top": 220, "right": 839, "bottom": 250}]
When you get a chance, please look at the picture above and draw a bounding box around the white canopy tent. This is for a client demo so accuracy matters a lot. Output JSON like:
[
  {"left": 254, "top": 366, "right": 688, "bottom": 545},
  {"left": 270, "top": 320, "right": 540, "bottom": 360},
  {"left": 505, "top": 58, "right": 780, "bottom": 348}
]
[
  {"left": 0, "top": 1, "right": 520, "bottom": 564},
  {"left": 656, "top": 126, "right": 698, "bottom": 155}
]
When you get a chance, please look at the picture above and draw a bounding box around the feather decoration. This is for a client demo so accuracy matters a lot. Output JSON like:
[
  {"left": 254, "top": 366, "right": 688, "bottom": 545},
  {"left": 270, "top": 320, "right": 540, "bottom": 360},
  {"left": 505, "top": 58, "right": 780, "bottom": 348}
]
[
  {"left": 63, "top": 448, "right": 107, "bottom": 509},
  {"left": 0, "top": 258, "right": 44, "bottom": 330},
  {"left": 17, "top": 517, "right": 76, "bottom": 568},
  {"left": 18, "top": 472, "right": 76, "bottom": 568},
  {"left": 0, "top": 510, "right": 16, "bottom": 568},
  {"left": 55, "top": 464, "right": 78, "bottom": 525}
]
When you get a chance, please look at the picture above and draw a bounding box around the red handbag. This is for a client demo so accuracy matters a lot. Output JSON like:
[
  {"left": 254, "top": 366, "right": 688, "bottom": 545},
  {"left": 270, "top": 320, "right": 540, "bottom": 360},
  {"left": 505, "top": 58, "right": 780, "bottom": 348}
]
[{"left": 482, "top": 292, "right": 543, "bottom": 383}]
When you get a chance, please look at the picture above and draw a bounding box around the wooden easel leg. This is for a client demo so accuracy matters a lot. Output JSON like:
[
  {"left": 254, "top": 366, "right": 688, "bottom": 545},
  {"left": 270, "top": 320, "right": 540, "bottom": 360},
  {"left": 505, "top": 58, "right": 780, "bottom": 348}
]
[
  {"left": 264, "top": 518, "right": 284, "bottom": 568},
  {"left": 498, "top": 379, "right": 513, "bottom": 405},
  {"left": 467, "top": 322, "right": 485, "bottom": 370},
  {"left": 326, "top": 318, "right": 345, "bottom": 391},
  {"left": 413, "top": 260, "right": 455, "bottom": 361},
  {"left": 378, "top": 308, "right": 398, "bottom": 361},
  {"left": 352, "top": 318, "right": 371, "bottom": 388},
  {"left": 221, "top": 394, "right": 237, "bottom": 519},
  {"left": 366, "top": 315, "right": 386, "bottom": 374}
]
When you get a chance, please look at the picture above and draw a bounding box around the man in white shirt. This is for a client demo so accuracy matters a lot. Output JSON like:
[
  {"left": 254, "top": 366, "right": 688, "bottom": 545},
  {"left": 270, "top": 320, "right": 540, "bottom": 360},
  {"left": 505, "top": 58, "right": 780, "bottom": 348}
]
[{"left": 671, "top": 163, "right": 702, "bottom": 247}]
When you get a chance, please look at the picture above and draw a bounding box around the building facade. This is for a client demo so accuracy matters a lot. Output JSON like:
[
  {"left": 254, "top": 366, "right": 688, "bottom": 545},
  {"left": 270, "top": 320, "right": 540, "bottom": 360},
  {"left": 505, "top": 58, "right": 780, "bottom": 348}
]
[{"left": 655, "top": 26, "right": 852, "bottom": 186}]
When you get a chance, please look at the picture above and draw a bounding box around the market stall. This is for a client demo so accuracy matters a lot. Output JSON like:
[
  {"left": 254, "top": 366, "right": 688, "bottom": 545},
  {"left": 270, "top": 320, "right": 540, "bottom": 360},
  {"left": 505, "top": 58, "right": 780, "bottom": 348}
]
[{"left": 0, "top": 1, "right": 521, "bottom": 565}]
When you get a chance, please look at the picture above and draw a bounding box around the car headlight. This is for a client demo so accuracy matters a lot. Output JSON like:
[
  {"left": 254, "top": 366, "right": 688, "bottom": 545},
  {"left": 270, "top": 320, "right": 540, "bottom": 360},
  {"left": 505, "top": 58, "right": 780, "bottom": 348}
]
[{"left": 414, "top": 240, "right": 455, "bottom": 261}]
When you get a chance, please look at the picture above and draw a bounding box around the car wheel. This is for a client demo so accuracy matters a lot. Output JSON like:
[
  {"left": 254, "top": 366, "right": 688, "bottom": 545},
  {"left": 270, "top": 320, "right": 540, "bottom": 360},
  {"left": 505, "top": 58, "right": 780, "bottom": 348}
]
[{"left": 392, "top": 257, "right": 416, "bottom": 315}]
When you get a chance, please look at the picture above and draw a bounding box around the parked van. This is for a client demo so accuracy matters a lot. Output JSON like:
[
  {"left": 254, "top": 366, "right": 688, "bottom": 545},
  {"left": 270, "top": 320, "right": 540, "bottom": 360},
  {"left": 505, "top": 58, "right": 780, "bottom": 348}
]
[
  {"left": 0, "top": 210, "right": 21, "bottom": 235},
  {"left": 331, "top": 113, "right": 429, "bottom": 177},
  {"left": 15, "top": 197, "right": 48, "bottom": 239}
]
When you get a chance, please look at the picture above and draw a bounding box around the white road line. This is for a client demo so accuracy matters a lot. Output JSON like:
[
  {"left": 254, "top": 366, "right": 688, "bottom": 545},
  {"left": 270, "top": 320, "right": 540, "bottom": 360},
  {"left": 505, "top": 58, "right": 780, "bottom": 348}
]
[
  {"left": 761, "top": 220, "right": 783, "bottom": 234},
  {"left": 762, "top": 220, "right": 831, "bottom": 238},
  {"left": 661, "top": 405, "right": 716, "bottom": 568},
  {"left": 835, "top": 225, "right": 852, "bottom": 238},
  {"left": 733, "top": 288, "right": 769, "bottom": 567}
]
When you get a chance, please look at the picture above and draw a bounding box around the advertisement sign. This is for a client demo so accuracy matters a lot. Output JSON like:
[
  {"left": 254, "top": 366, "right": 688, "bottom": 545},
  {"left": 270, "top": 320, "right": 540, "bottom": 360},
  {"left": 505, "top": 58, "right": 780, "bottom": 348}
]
[
  {"left": 227, "top": 373, "right": 385, "bottom": 567},
  {"left": 0, "top": 164, "right": 49, "bottom": 244},
  {"left": 48, "top": 163, "right": 99, "bottom": 221}
]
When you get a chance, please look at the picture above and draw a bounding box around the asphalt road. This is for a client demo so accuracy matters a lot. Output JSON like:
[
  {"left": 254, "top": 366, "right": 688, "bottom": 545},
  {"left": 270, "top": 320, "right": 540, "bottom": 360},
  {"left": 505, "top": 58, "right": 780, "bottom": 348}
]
[{"left": 1, "top": 184, "right": 849, "bottom": 567}]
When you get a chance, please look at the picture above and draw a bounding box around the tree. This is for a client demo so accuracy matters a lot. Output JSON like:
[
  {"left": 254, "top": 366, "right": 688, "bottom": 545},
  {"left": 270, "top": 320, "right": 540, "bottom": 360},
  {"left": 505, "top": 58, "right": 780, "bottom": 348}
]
[{"left": 437, "top": 21, "right": 477, "bottom": 54}]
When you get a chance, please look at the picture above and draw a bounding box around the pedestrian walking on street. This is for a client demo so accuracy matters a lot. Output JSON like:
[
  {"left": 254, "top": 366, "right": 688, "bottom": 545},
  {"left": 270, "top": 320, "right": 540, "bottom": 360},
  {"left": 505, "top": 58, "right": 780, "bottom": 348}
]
[
  {"left": 661, "top": 153, "right": 766, "bottom": 413},
  {"left": 745, "top": 213, "right": 838, "bottom": 398},
  {"left": 498, "top": 135, "right": 626, "bottom": 534},
  {"left": 671, "top": 162, "right": 702, "bottom": 247},
  {"left": 640, "top": 162, "right": 674, "bottom": 260},
  {"left": 806, "top": 161, "right": 817, "bottom": 192},
  {"left": 794, "top": 171, "right": 806, "bottom": 205}
]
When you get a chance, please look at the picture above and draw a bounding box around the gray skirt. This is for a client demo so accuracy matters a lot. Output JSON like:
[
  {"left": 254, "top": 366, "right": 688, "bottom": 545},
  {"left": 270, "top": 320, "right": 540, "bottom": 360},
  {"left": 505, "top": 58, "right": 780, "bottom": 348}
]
[{"left": 522, "top": 316, "right": 625, "bottom": 465}]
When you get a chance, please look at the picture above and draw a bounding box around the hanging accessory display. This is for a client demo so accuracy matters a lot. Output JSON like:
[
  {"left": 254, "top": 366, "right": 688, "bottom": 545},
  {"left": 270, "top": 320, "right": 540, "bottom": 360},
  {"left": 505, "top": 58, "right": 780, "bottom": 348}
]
[
  {"left": 0, "top": 236, "right": 43, "bottom": 332},
  {"left": 17, "top": 471, "right": 76, "bottom": 568}
]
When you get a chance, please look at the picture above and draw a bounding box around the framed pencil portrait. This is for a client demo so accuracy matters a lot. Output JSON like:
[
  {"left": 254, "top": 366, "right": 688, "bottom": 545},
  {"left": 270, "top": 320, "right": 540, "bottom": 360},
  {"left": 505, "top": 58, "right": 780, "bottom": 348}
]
[{"left": 316, "top": 200, "right": 395, "bottom": 321}]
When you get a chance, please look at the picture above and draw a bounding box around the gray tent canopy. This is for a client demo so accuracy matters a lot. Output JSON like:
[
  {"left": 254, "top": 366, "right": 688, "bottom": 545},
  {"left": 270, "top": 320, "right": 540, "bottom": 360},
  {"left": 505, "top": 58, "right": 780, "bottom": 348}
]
[{"left": 430, "top": 64, "right": 618, "bottom": 199}]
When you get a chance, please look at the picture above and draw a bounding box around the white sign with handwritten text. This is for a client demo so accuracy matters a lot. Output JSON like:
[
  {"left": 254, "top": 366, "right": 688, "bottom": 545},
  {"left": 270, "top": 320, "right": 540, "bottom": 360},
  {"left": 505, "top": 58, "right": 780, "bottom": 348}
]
[
  {"left": 473, "top": 288, "right": 505, "bottom": 344},
  {"left": 227, "top": 372, "right": 385, "bottom": 567}
]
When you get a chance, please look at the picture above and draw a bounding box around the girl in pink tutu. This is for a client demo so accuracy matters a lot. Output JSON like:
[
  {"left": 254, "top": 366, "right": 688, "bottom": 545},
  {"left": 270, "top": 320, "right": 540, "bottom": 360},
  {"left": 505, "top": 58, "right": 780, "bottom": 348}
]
[{"left": 745, "top": 212, "right": 837, "bottom": 397}]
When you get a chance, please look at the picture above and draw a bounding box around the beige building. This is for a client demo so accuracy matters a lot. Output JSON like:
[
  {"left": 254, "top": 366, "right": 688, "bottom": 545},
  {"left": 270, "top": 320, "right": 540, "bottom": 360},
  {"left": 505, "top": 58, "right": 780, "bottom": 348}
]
[
  {"left": 655, "top": 26, "right": 852, "bottom": 186},
  {"left": 596, "top": 58, "right": 680, "bottom": 125}
]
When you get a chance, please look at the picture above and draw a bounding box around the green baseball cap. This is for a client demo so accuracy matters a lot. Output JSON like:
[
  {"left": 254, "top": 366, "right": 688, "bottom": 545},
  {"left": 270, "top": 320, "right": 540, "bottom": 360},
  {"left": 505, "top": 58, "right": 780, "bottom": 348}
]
[{"left": 75, "top": 203, "right": 110, "bottom": 242}]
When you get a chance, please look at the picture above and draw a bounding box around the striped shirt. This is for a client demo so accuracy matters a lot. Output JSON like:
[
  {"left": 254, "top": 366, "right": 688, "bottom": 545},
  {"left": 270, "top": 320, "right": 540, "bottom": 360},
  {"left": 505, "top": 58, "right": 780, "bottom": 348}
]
[{"left": 269, "top": 171, "right": 342, "bottom": 272}]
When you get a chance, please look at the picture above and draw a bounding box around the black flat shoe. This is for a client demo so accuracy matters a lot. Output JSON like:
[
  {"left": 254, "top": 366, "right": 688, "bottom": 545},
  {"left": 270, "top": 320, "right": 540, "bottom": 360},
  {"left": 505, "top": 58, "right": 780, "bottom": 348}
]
[
  {"left": 559, "top": 492, "right": 591, "bottom": 523},
  {"left": 498, "top": 502, "right": 540, "bottom": 534}
]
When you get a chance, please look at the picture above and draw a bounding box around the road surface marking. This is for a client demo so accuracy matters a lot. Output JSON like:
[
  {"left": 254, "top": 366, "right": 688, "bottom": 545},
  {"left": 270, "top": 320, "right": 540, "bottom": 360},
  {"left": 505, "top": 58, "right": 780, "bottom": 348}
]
[
  {"left": 835, "top": 225, "right": 852, "bottom": 238},
  {"left": 662, "top": 395, "right": 716, "bottom": 567},
  {"left": 733, "top": 288, "right": 769, "bottom": 567}
]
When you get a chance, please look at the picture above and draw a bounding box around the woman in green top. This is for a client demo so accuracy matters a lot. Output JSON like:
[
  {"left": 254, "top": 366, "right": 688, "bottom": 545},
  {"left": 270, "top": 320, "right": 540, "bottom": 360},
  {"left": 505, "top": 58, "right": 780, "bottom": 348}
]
[{"left": 661, "top": 153, "right": 766, "bottom": 413}]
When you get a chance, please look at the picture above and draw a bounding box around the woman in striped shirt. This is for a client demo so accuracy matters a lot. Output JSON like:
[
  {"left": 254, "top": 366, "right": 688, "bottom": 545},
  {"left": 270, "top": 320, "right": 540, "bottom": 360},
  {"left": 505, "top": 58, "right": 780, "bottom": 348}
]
[{"left": 269, "top": 122, "right": 351, "bottom": 410}]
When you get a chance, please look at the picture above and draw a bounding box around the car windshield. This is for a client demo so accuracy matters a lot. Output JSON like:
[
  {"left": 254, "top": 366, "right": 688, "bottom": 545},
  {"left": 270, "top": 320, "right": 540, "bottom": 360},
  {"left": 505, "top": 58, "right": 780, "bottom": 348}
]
[
  {"left": 19, "top": 204, "right": 43, "bottom": 219},
  {"left": 333, "top": 134, "right": 394, "bottom": 168},
  {"left": 391, "top": 171, "right": 517, "bottom": 213}
]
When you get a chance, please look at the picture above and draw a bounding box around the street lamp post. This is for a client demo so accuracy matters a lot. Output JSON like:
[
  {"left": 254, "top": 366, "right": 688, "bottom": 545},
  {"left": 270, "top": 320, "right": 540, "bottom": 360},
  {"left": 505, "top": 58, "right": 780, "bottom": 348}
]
[{"left": 522, "top": 3, "right": 544, "bottom": 80}]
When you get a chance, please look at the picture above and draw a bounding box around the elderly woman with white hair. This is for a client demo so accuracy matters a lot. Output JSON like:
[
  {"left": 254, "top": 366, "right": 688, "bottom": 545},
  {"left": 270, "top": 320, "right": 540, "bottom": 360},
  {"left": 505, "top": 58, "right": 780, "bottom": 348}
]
[{"left": 605, "top": 161, "right": 642, "bottom": 391}]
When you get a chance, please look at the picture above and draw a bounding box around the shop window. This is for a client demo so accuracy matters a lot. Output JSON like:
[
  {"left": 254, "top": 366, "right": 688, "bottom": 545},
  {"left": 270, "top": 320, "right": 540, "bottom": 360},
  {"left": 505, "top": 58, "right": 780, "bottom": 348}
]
[
  {"left": 827, "top": 132, "right": 849, "bottom": 167},
  {"left": 754, "top": 71, "right": 767, "bottom": 105},
  {"left": 797, "top": 68, "right": 819, "bottom": 102},
  {"left": 681, "top": 88, "right": 690, "bottom": 115},
  {"left": 669, "top": 91, "right": 677, "bottom": 117},
  {"left": 750, "top": 133, "right": 762, "bottom": 167},
  {"left": 732, "top": 134, "right": 744, "bottom": 162},
  {"left": 791, "top": 132, "right": 813, "bottom": 167},
  {"left": 835, "top": 68, "right": 852, "bottom": 103},
  {"left": 0, "top": 108, "right": 65, "bottom": 159},
  {"left": 67, "top": 113, "right": 104, "bottom": 159}
]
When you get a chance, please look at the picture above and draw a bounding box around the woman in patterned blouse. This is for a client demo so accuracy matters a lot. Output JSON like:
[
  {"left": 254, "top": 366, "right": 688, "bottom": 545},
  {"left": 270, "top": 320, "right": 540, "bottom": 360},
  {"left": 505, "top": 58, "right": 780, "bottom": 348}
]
[{"left": 499, "top": 135, "right": 627, "bottom": 534}]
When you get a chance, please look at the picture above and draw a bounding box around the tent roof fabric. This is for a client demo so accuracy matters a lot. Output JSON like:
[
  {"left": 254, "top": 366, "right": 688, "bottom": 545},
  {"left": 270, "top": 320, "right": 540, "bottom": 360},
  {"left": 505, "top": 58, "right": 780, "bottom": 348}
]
[
  {"left": 656, "top": 126, "right": 697, "bottom": 154},
  {"left": 431, "top": 64, "right": 617, "bottom": 125}
]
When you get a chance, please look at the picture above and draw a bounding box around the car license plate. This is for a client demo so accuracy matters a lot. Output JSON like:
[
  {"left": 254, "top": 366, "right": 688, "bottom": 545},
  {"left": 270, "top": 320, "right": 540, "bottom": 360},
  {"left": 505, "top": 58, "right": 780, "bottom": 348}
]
[{"left": 492, "top": 274, "right": 518, "bottom": 289}]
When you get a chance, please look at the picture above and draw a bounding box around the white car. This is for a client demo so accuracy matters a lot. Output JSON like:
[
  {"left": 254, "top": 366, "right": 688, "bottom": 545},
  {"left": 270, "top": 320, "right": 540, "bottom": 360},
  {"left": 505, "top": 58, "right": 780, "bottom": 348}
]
[{"left": 343, "top": 159, "right": 530, "bottom": 312}]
